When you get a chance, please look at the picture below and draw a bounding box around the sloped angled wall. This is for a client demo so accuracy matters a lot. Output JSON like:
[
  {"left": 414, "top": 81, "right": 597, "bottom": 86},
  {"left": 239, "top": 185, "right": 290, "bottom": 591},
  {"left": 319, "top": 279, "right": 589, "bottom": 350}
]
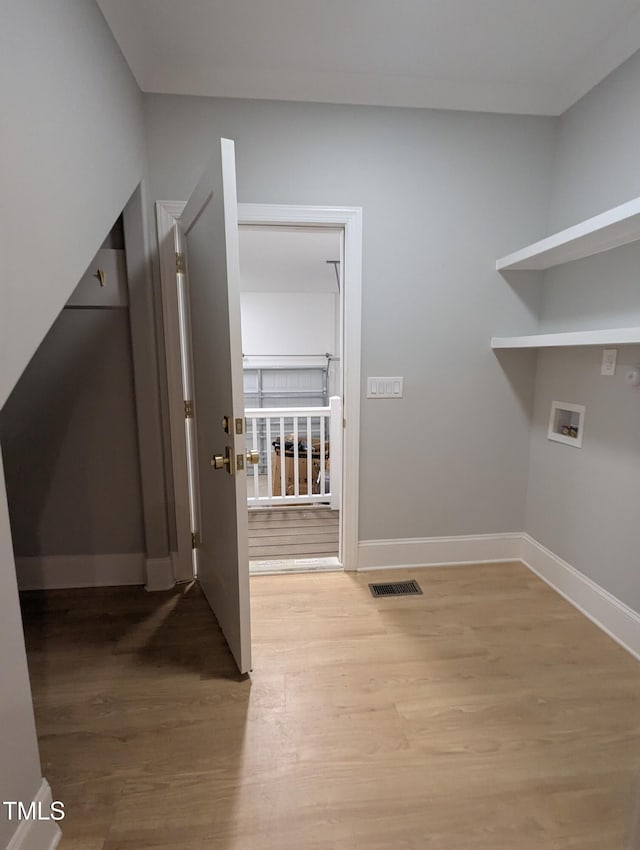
[
  {"left": 0, "top": 0, "right": 146, "bottom": 408},
  {"left": 0, "top": 2, "right": 145, "bottom": 846}
]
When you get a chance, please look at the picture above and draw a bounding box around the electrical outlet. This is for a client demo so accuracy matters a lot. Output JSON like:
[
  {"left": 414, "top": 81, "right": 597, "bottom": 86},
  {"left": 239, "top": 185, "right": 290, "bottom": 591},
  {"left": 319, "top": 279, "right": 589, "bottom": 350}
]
[{"left": 601, "top": 349, "right": 617, "bottom": 376}]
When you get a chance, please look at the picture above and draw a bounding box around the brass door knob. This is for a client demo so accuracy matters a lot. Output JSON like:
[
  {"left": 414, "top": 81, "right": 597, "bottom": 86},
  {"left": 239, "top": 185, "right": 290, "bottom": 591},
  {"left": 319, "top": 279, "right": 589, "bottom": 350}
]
[
  {"left": 211, "top": 454, "right": 225, "bottom": 470},
  {"left": 211, "top": 446, "right": 234, "bottom": 475},
  {"left": 246, "top": 449, "right": 260, "bottom": 465}
]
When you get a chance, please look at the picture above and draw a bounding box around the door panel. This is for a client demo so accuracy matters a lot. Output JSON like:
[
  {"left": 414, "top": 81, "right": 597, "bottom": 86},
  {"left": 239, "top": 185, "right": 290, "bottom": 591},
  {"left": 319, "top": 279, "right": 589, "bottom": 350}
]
[{"left": 179, "top": 139, "right": 251, "bottom": 673}]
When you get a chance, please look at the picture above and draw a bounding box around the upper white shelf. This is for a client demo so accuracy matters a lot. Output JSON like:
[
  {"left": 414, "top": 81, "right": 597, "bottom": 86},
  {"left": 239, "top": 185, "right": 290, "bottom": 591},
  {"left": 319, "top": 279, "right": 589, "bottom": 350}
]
[
  {"left": 491, "top": 327, "right": 640, "bottom": 350},
  {"left": 496, "top": 196, "right": 640, "bottom": 271}
]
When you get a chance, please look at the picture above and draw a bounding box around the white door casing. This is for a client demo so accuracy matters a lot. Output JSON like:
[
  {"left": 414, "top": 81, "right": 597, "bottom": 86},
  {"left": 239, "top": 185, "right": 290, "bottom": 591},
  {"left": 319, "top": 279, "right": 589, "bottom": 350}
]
[{"left": 156, "top": 200, "right": 362, "bottom": 573}]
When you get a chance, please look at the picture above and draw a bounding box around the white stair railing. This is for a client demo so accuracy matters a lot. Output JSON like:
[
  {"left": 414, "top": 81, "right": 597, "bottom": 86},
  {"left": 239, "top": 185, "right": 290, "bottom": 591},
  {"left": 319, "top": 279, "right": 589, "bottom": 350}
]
[{"left": 245, "top": 397, "right": 341, "bottom": 509}]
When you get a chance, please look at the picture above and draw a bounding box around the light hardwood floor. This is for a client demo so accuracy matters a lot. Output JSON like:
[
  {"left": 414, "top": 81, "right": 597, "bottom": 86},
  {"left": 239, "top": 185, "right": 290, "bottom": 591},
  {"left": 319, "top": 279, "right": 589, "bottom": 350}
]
[
  {"left": 248, "top": 506, "right": 339, "bottom": 561},
  {"left": 20, "top": 563, "right": 640, "bottom": 849}
]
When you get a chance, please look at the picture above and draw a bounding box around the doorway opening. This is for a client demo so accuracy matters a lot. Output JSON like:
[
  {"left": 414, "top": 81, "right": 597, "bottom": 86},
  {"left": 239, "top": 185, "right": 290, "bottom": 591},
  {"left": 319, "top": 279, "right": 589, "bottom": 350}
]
[
  {"left": 238, "top": 224, "right": 342, "bottom": 573},
  {"left": 156, "top": 201, "right": 362, "bottom": 581}
]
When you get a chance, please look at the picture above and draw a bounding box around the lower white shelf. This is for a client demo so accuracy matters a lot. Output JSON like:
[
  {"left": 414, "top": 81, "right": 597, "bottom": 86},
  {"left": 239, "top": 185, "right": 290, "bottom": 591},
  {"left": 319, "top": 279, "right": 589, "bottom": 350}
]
[{"left": 491, "top": 326, "right": 640, "bottom": 349}]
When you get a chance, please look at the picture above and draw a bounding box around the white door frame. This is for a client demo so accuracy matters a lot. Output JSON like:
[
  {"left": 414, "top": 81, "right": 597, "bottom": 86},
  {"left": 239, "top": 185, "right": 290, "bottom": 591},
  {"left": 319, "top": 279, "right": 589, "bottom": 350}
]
[
  {"left": 156, "top": 202, "right": 362, "bottom": 575},
  {"left": 156, "top": 200, "right": 194, "bottom": 581}
]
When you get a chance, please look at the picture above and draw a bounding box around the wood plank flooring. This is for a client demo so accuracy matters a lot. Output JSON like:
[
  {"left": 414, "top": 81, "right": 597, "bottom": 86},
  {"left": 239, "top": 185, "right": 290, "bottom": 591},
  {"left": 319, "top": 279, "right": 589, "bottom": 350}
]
[
  {"left": 20, "top": 563, "right": 640, "bottom": 849},
  {"left": 248, "top": 506, "right": 339, "bottom": 560}
]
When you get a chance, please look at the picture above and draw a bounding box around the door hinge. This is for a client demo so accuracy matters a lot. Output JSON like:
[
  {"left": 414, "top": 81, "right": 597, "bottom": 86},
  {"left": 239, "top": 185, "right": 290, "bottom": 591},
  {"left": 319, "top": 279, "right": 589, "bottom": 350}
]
[
  {"left": 184, "top": 399, "right": 193, "bottom": 419},
  {"left": 176, "top": 252, "right": 186, "bottom": 274},
  {"left": 191, "top": 531, "right": 200, "bottom": 549}
]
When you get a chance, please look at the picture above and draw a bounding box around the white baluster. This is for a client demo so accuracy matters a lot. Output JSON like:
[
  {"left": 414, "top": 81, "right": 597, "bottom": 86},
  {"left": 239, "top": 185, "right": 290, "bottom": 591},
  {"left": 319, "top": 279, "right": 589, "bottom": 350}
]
[
  {"left": 329, "top": 396, "right": 342, "bottom": 511},
  {"left": 279, "top": 416, "right": 286, "bottom": 499},
  {"left": 319, "top": 412, "right": 326, "bottom": 497},
  {"left": 266, "top": 417, "right": 272, "bottom": 501}
]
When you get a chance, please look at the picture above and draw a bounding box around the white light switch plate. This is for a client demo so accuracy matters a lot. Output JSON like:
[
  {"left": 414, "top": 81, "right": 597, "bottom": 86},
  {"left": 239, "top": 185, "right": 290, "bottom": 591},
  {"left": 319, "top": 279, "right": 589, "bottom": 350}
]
[
  {"left": 367, "top": 377, "right": 403, "bottom": 398},
  {"left": 601, "top": 348, "right": 617, "bottom": 376}
]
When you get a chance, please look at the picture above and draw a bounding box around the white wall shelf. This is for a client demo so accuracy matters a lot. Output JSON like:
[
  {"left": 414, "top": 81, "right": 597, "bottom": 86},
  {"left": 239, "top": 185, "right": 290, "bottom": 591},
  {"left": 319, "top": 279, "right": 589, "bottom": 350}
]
[
  {"left": 491, "top": 327, "right": 640, "bottom": 350},
  {"left": 496, "top": 195, "right": 640, "bottom": 271}
]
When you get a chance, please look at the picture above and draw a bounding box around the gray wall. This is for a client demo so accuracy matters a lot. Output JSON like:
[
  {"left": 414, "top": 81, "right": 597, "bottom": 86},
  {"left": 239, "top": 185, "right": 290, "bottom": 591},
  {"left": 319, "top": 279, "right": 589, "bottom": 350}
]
[
  {"left": 524, "top": 49, "right": 640, "bottom": 613},
  {"left": 0, "top": 456, "right": 43, "bottom": 850},
  {"left": 0, "top": 0, "right": 146, "bottom": 409},
  {"left": 143, "top": 95, "right": 555, "bottom": 541},
  {"left": 0, "top": 1, "right": 146, "bottom": 844},
  {"left": 548, "top": 49, "right": 640, "bottom": 231},
  {"left": 539, "top": 241, "right": 640, "bottom": 333},
  {"left": 0, "top": 307, "right": 145, "bottom": 557},
  {"left": 526, "top": 346, "right": 640, "bottom": 611}
]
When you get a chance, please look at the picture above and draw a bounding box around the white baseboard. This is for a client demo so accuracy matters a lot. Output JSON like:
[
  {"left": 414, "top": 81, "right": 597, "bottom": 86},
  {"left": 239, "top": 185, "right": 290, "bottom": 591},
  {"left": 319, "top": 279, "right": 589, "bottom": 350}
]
[
  {"left": 358, "top": 533, "right": 522, "bottom": 571},
  {"left": 6, "top": 779, "right": 62, "bottom": 850},
  {"left": 15, "top": 553, "right": 146, "bottom": 590},
  {"left": 145, "top": 556, "right": 175, "bottom": 591},
  {"left": 357, "top": 531, "right": 640, "bottom": 660},
  {"left": 520, "top": 534, "right": 640, "bottom": 662}
]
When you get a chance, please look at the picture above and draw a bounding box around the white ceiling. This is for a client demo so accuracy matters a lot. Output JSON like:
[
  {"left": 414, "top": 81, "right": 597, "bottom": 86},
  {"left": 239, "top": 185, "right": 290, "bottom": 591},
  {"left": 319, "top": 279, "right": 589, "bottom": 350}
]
[
  {"left": 239, "top": 226, "right": 341, "bottom": 293},
  {"left": 97, "top": 0, "right": 640, "bottom": 115}
]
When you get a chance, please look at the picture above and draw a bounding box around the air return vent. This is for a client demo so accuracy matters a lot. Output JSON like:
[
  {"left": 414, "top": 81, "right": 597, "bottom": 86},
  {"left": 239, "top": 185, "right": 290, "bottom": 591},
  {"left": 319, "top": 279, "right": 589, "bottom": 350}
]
[{"left": 368, "top": 579, "right": 422, "bottom": 598}]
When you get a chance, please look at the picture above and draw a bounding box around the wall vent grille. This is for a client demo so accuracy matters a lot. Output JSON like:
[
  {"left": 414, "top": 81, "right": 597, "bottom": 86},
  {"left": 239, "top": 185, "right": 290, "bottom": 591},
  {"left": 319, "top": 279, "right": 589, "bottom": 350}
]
[{"left": 369, "top": 579, "right": 422, "bottom": 598}]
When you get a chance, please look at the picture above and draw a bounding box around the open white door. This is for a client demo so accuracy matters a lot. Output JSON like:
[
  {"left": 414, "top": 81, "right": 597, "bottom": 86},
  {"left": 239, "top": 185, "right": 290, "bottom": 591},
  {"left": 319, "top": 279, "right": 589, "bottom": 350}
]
[{"left": 178, "top": 139, "right": 251, "bottom": 673}]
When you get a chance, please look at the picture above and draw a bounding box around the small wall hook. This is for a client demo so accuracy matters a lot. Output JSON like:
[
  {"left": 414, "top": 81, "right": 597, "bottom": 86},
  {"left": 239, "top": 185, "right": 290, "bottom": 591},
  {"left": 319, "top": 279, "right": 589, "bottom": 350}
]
[{"left": 93, "top": 269, "right": 106, "bottom": 287}]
